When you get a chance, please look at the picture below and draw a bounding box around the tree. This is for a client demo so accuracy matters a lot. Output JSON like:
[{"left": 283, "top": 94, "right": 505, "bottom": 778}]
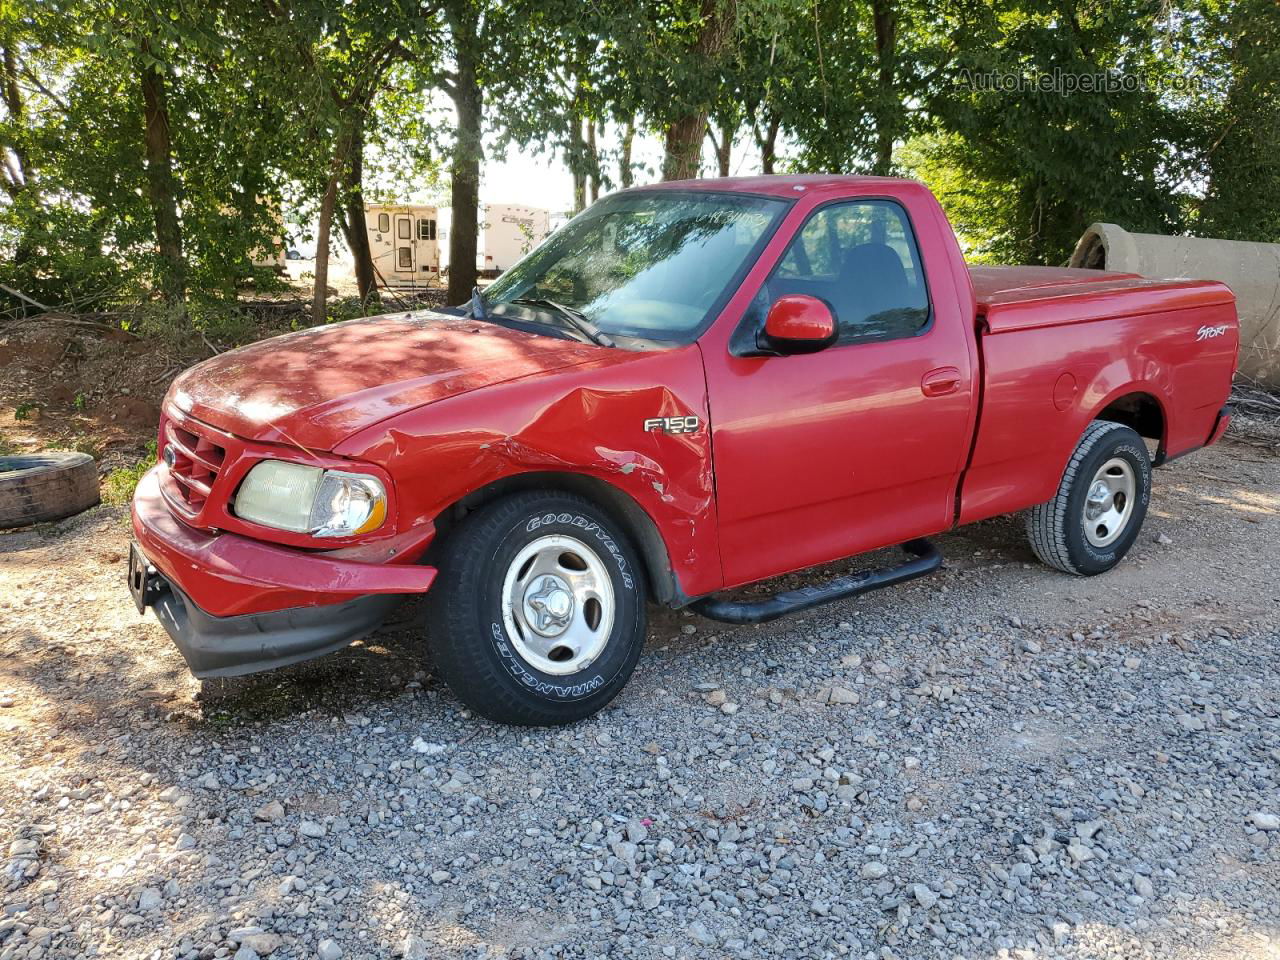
[
  {"left": 660, "top": 0, "right": 738, "bottom": 180},
  {"left": 1193, "top": 0, "right": 1280, "bottom": 241},
  {"left": 138, "top": 35, "right": 184, "bottom": 302},
  {"left": 776, "top": 0, "right": 962, "bottom": 176},
  {"left": 247, "top": 0, "right": 439, "bottom": 323},
  {"left": 439, "top": 1, "right": 483, "bottom": 304},
  {"left": 905, "top": 0, "right": 1191, "bottom": 264},
  {"left": 1, "top": 0, "right": 307, "bottom": 317}
]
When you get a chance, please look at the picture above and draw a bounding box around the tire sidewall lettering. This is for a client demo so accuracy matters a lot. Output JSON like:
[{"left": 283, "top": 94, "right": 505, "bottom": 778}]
[
  {"left": 489, "top": 621, "right": 606, "bottom": 699},
  {"left": 524, "top": 512, "right": 635, "bottom": 590},
  {"left": 1113, "top": 442, "right": 1153, "bottom": 506}
]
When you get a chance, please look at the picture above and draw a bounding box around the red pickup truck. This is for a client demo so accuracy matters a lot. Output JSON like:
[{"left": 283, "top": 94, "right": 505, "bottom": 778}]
[{"left": 128, "top": 176, "right": 1238, "bottom": 725}]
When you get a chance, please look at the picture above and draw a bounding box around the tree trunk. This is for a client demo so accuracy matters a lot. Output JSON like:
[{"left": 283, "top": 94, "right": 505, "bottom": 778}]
[
  {"left": 619, "top": 118, "right": 635, "bottom": 188},
  {"left": 871, "top": 0, "right": 898, "bottom": 176},
  {"left": 662, "top": 0, "right": 737, "bottom": 181},
  {"left": 1, "top": 45, "right": 28, "bottom": 192},
  {"left": 570, "top": 115, "right": 587, "bottom": 212},
  {"left": 140, "top": 38, "right": 184, "bottom": 303},
  {"left": 587, "top": 121, "right": 599, "bottom": 203},
  {"left": 341, "top": 113, "right": 377, "bottom": 307},
  {"left": 663, "top": 114, "right": 706, "bottom": 181},
  {"left": 446, "top": 48, "right": 482, "bottom": 305},
  {"left": 568, "top": 69, "right": 588, "bottom": 213},
  {"left": 312, "top": 157, "right": 341, "bottom": 326},
  {"left": 755, "top": 115, "right": 780, "bottom": 174},
  {"left": 707, "top": 120, "right": 732, "bottom": 176}
]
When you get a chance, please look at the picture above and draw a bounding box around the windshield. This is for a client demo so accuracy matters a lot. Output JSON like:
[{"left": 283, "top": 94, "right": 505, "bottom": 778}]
[{"left": 483, "top": 190, "right": 788, "bottom": 342}]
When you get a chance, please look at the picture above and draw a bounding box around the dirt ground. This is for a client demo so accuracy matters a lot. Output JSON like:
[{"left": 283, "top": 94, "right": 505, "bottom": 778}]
[{"left": 0, "top": 283, "right": 449, "bottom": 475}]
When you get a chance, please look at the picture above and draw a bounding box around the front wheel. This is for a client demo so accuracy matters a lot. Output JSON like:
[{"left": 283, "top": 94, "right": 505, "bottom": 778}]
[
  {"left": 1027, "top": 420, "right": 1152, "bottom": 575},
  {"left": 424, "top": 491, "right": 647, "bottom": 725}
]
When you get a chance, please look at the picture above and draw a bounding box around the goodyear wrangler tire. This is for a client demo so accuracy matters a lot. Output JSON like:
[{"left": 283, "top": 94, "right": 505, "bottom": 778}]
[
  {"left": 1026, "top": 421, "right": 1152, "bottom": 575},
  {"left": 425, "top": 491, "right": 647, "bottom": 725},
  {"left": 0, "top": 452, "right": 99, "bottom": 529}
]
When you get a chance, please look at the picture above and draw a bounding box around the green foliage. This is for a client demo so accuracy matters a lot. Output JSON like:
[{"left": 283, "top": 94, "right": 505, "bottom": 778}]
[
  {"left": 0, "top": 0, "right": 1273, "bottom": 318},
  {"left": 102, "top": 441, "right": 157, "bottom": 506},
  {"left": 0, "top": 0, "right": 300, "bottom": 312},
  {"left": 1192, "top": 0, "right": 1280, "bottom": 242}
]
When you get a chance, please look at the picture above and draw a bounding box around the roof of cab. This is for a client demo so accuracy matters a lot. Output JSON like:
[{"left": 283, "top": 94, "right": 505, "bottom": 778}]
[{"left": 632, "top": 174, "right": 923, "bottom": 199}]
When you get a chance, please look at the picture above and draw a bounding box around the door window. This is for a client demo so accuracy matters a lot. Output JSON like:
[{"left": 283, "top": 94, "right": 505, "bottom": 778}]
[
  {"left": 398, "top": 247, "right": 412, "bottom": 269},
  {"left": 766, "top": 200, "right": 930, "bottom": 345},
  {"left": 397, "top": 218, "right": 411, "bottom": 239}
]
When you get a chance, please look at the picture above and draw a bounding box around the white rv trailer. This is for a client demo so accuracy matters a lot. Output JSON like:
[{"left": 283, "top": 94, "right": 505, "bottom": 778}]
[
  {"left": 364, "top": 203, "right": 441, "bottom": 288},
  {"left": 438, "top": 203, "right": 552, "bottom": 277}
]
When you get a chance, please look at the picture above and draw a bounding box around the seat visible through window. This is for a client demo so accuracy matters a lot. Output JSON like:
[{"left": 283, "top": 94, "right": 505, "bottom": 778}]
[{"left": 763, "top": 200, "right": 930, "bottom": 345}]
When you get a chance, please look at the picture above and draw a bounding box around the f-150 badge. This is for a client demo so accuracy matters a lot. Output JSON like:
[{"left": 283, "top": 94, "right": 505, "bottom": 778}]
[{"left": 644, "top": 415, "right": 700, "bottom": 435}]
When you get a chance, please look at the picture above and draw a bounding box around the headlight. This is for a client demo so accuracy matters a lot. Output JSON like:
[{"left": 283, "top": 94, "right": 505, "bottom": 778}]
[
  {"left": 234, "top": 461, "right": 387, "bottom": 537},
  {"left": 309, "top": 470, "right": 388, "bottom": 537}
]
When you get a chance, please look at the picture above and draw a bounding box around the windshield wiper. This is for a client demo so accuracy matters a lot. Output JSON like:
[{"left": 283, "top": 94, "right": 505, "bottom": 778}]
[
  {"left": 469, "top": 286, "right": 488, "bottom": 321},
  {"left": 509, "top": 297, "right": 616, "bottom": 348}
]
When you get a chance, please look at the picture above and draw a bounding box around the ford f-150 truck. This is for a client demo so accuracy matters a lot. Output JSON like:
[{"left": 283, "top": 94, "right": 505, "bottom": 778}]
[{"left": 127, "top": 176, "right": 1239, "bottom": 725}]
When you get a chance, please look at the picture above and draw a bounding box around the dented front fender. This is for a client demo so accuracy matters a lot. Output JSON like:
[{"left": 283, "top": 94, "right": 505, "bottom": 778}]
[{"left": 335, "top": 343, "right": 722, "bottom": 598}]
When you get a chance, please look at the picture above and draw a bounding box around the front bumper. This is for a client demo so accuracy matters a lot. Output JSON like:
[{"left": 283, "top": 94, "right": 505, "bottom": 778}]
[
  {"left": 152, "top": 580, "right": 403, "bottom": 678},
  {"left": 132, "top": 466, "right": 436, "bottom": 616},
  {"left": 131, "top": 466, "right": 437, "bottom": 676}
]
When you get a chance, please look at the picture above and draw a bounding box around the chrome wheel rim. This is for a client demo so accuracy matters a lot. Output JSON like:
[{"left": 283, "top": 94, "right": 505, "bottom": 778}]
[
  {"left": 501, "top": 534, "right": 615, "bottom": 675},
  {"left": 1083, "top": 457, "right": 1136, "bottom": 548}
]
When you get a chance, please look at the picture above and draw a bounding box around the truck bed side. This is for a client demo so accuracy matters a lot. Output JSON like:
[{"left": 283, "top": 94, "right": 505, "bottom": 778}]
[{"left": 959, "top": 268, "right": 1238, "bottom": 526}]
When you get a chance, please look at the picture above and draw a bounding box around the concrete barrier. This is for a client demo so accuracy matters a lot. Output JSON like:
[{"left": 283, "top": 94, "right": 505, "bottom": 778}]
[{"left": 1070, "top": 223, "right": 1280, "bottom": 388}]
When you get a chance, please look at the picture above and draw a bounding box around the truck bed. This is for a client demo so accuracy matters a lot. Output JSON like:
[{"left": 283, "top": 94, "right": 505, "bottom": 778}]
[
  {"left": 959, "top": 264, "right": 1238, "bottom": 527},
  {"left": 969, "top": 265, "right": 1236, "bottom": 334}
]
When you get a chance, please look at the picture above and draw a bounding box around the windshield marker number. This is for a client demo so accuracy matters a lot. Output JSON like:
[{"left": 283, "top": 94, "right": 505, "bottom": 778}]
[{"left": 644, "top": 415, "right": 700, "bottom": 435}]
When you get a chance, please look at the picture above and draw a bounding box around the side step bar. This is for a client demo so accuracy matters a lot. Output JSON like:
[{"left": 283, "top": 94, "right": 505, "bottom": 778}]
[{"left": 689, "top": 539, "right": 941, "bottom": 625}]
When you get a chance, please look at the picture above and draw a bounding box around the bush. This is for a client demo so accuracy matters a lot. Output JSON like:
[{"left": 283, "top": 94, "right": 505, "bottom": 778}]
[{"left": 102, "top": 441, "right": 158, "bottom": 506}]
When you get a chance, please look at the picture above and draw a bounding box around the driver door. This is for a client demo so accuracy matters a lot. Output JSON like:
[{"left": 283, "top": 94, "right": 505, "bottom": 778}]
[{"left": 705, "top": 198, "right": 976, "bottom": 588}]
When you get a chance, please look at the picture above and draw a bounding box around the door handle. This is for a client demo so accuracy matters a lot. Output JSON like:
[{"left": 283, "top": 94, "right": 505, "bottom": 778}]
[{"left": 921, "top": 366, "right": 962, "bottom": 397}]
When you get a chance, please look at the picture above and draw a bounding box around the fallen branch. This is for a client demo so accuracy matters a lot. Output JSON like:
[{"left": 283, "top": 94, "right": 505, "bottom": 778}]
[{"left": 0, "top": 282, "right": 51, "bottom": 311}]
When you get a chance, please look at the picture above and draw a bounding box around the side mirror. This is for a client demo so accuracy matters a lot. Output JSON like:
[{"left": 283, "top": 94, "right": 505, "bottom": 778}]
[{"left": 760, "top": 294, "right": 837, "bottom": 355}]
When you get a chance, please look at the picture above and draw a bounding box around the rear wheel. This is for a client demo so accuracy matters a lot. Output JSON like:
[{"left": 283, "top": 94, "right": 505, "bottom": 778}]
[
  {"left": 425, "top": 491, "right": 647, "bottom": 725},
  {"left": 1027, "top": 421, "right": 1152, "bottom": 575}
]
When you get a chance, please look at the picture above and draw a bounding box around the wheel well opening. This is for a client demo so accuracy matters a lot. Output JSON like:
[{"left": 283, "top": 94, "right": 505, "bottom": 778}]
[
  {"left": 431, "top": 472, "right": 682, "bottom": 605},
  {"left": 1097, "top": 392, "right": 1165, "bottom": 451}
]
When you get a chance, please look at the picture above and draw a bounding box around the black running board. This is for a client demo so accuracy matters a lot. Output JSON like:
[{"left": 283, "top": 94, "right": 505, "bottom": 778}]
[{"left": 689, "top": 539, "right": 941, "bottom": 625}]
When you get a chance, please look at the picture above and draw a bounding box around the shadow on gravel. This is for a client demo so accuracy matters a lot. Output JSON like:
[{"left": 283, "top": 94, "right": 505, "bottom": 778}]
[{"left": 193, "top": 599, "right": 434, "bottom": 726}]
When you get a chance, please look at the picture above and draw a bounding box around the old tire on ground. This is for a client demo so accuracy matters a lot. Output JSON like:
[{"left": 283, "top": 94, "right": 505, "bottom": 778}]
[
  {"left": 0, "top": 452, "right": 99, "bottom": 529},
  {"left": 1026, "top": 420, "right": 1151, "bottom": 575},
  {"left": 424, "top": 490, "right": 648, "bottom": 726}
]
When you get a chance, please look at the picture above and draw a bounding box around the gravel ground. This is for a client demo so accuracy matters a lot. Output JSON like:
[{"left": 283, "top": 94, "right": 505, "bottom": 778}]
[{"left": 1, "top": 438, "right": 1278, "bottom": 960}]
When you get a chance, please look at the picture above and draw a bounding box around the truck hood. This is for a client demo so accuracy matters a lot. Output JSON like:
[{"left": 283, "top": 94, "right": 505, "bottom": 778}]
[{"left": 167, "top": 310, "right": 607, "bottom": 449}]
